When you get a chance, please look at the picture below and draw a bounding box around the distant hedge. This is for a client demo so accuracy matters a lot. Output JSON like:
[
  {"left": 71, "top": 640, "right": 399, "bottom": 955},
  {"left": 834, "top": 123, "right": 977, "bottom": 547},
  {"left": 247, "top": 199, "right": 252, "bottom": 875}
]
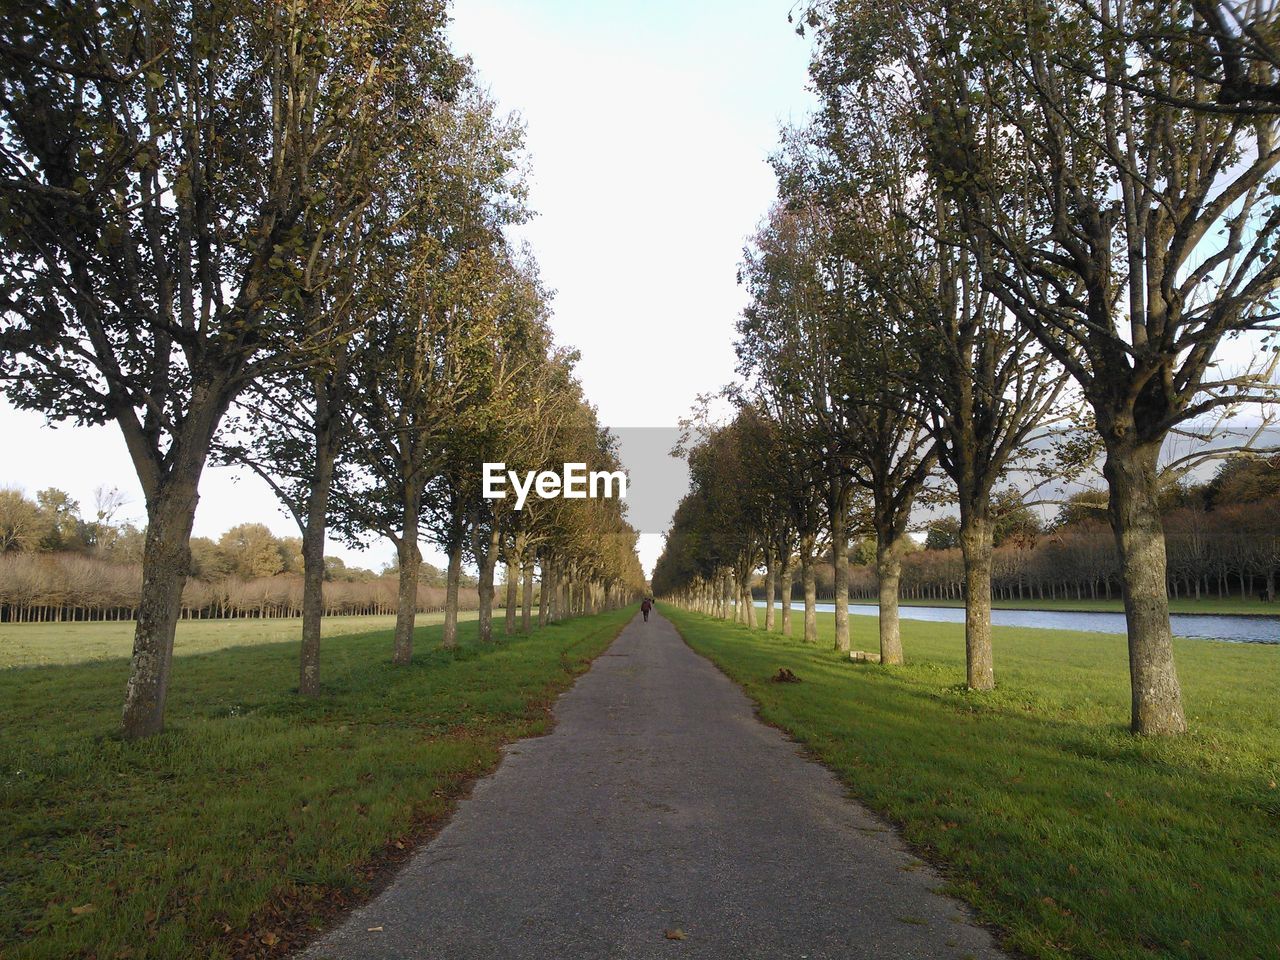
[{"left": 0, "top": 553, "right": 482, "bottom": 624}]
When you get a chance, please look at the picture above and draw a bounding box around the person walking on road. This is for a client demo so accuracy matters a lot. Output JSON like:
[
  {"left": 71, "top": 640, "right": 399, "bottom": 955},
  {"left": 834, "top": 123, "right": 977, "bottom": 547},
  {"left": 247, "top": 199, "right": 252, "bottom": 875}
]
[{"left": 640, "top": 597, "right": 653, "bottom": 622}]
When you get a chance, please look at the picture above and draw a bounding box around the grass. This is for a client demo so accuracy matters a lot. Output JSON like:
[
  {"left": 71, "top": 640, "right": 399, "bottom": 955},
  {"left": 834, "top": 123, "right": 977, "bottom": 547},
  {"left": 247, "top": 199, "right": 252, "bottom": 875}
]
[
  {"left": 889, "top": 597, "right": 1280, "bottom": 616},
  {"left": 665, "top": 607, "right": 1280, "bottom": 960},
  {"left": 0, "top": 612, "right": 479, "bottom": 669},
  {"left": 0, "top": 607, "right": 633, "bottom": 960}
]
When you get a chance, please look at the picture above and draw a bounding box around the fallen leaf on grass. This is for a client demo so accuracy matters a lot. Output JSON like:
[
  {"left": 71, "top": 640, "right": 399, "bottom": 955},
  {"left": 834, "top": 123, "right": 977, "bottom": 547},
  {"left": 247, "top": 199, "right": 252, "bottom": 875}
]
[{"left": 664, "top": 928, "right": 687, "bottom": 940}]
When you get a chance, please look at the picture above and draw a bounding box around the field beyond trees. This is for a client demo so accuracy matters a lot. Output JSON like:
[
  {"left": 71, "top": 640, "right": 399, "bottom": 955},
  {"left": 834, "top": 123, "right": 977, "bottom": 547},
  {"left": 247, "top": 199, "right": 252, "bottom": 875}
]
[
  {"left": 666, "top": 607, "right": 1280, "bottom": 960},
  {"left": 0, "top": 608, "right": 633, "bottom": 960},
  {"left": 0, "top": 612, "right": 479, "bottom": 669}
]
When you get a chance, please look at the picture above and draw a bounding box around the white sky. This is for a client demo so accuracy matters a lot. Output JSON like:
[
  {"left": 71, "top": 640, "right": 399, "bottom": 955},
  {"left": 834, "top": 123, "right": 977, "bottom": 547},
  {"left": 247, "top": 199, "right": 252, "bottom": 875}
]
[{"left": 0, "top": 1, "right": 815, "bottom": 577}]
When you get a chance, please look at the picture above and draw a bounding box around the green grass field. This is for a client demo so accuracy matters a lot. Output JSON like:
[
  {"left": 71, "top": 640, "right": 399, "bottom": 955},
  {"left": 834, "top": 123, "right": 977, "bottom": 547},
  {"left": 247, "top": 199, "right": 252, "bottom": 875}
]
[
  {"left": 0, "top": 612, "right": 481, "bottom": 669},
  {"left": 889, "top": 596, "right": 1280, "bottom": 616},
  {"left": 666, "top": 607, "right": 1280, "bottom": 960},
  {"left": 0, "top": 607, "right": 632, "bottom": 960}
]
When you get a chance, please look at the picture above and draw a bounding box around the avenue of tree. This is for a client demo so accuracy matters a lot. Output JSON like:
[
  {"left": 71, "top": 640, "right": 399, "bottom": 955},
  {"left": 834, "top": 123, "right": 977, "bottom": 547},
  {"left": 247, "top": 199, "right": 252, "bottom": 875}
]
[
  {"left": 0, "top": 489, "right": 498, "bottom": 622},
  {"left": 654, "top": 0, "right": 1280, "bottom": 735},
  {"left": 0, "top": 0, "right": 645, "bottom": 738}
]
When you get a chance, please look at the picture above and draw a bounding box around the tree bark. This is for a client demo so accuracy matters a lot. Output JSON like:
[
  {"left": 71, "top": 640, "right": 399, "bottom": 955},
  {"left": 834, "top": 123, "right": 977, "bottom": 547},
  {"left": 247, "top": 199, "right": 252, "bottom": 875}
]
[
  {"left": 505, "top": 560, "right": 518, "bottom": 634},
  {"left": 1104, "top": 439, "right": 1187, "bottom": 735},
  {"left": 120, "top": 474, "right": 201, "bottom": 739},
  {"left": 298, "top": 387, "right": 338, "bottom": 696},
  {"left": 522, "top": 560, "right": 534, "bottom": 633},
  {"left": 538, "top": 558, "right": 551, "bottom": 626},
  {"left": 801, "top": 547, "right": 817, "bottom": 643},
  {"left": 958, "top": 509, "right": 994, "bottom": 691},
  {"left": 442, "top": 528, "right": 464, "bottom": 649},
  {"left": 392, "top": 486, "right": 422, "bottom": 666},
  {"left": 476, "top": 526, "right": 499, "bottom": 642},
  {"left": 831, "top": 490, "right": 850, "bottom": 652},
  {"left": 876, "top": 540, "right": 903, "bottom": 665},
  {"left": 763, "top": 558, "right": 776, "bottom": 631},
  {"left": 779, "top": 553, "right": 793, "bottom": 637}
]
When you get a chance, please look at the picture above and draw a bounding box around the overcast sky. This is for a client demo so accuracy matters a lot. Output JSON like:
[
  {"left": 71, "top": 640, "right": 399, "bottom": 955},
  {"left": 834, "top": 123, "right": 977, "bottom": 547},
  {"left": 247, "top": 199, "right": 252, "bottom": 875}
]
[{"left": 0, "top": 1, "right": 814, "bottom": 576}]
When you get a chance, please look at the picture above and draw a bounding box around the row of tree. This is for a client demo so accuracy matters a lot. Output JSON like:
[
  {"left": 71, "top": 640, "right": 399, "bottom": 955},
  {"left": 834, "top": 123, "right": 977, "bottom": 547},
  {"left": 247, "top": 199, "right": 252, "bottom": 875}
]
[
  {"left": 854, "top": 507, "right": 1280, "bottom": 603},
  {"left": 735, "top": 460, "right": 1280, "bottom": 602},
  {"left": 0, "top": 551, "right": 486, "bottom": 623},
  {"left": 854, "top": 463, "right": 1280, "bottom": 601},
  {"left": 654, "top": 0, "right": 1280, "bottom": 736},
  {"left": 0, "top": 0, "right": 645, "bottom": 737}
]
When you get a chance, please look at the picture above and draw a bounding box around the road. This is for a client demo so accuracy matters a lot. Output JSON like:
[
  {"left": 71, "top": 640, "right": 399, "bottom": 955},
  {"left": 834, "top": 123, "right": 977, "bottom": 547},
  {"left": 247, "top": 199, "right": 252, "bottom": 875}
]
[{"left": 304, "top": 610, "right": 1008, "bottom": 959}]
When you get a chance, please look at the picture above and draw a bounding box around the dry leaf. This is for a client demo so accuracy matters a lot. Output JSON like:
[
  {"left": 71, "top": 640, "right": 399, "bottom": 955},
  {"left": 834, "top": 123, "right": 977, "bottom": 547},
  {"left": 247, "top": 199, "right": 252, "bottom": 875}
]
[{"left": 664, "top": 928, "right": 687, "bottom": 941}]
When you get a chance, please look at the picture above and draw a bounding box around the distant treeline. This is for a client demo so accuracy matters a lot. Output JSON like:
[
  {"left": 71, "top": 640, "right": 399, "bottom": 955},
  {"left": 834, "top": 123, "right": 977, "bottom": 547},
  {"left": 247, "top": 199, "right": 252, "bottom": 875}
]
[
  {"left": 0, "top": 553, "right": 485, "bottom": 624},
  {"left": 772, "top": 459, "right": 1280, "bottom": 604},
  {"left": 0, "top": 488, "right": 482, "bottom": 623}
]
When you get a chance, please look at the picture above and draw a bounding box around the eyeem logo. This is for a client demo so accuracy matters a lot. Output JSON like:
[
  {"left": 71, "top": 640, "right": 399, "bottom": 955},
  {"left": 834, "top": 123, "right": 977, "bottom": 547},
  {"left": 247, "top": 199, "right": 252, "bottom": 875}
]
[{"left": 482, "top": 462, "right": 628, "bottom": 511}]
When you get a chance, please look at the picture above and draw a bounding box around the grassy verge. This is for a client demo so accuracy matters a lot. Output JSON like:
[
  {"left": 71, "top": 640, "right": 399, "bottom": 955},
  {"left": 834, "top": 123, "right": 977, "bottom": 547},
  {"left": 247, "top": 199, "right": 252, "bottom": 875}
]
[
  {"left": 665, "top": 607, "right": 1280, "bottom": 960},
  {"left": 0, "top": 612, "right": 480, "bottom": 669},
  {"left": 1, "top": 607, "right": 633, "bottom": 959},
  {"left": 887, "top": 597, "right": 1280, "bottom": 617}
]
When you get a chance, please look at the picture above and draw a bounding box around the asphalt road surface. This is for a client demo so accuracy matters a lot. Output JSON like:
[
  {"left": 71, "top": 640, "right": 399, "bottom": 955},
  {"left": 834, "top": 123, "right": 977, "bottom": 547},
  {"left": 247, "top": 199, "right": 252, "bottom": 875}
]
[{"left": 304, "top": 610, "right": 1008, "bottom": 960}]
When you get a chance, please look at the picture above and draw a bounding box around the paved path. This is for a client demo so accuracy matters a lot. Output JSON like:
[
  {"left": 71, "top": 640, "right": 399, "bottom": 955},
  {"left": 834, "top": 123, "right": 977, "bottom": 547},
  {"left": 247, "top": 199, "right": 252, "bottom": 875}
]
[{"left": 305, "top": 611, "right": 1008, "bottom": 960}]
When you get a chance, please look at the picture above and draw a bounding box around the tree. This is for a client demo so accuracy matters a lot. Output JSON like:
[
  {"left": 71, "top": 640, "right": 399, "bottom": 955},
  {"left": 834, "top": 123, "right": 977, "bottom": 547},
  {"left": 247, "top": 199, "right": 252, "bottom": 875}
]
[
  {"left": 736, "top": 203, "right": 840, "bottom": 643},
  {"left": 332, "top": 90, "right": 529, "bottom": 663},
  {"left": 0, "top": 489, "right": 41, "bottom": 553},
  {"left": 882, "top": 0, "right": 1280, "bottom": 731},
  {"left": 0, "top": 0, "right": 440, "bottom": 737},
  {"left": 794, "top": 57, "right": 1070, "bottom": 684},
  {"left": 925, "top": 518, "right": 962, "bottom": 551}
]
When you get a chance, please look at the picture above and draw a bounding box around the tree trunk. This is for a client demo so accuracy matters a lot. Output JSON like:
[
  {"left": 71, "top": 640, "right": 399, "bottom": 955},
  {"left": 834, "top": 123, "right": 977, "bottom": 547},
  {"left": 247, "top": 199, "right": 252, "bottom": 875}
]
[
  {"left": 763, "top": 558, "right": 776, "bottom": 631},
  {"left": 298, "top": 394, "right": 339, "bottom": 696},
  {"left": 392, "top": 486, "right": 422, "bottom": 666},
  {"left": 832, "top": 492, "right": 850, "bottom": 652},
  {"left": 442, "top": 530, "right": 464, "bottom": 649},
  {"left": 539, "top": 559, "right": 551, "bottom": 626},
  {"left": 476, "top": 526, "right": 499, "bottom": 642},
  {"left": 801, "top": 548, "right": 817, "bottom": 643},
  {"left": 779, "top": 553, "right": 793, "bottom": 636},
  {"left": 959, "top": 509, "right": 994, "bottom": 691},
  {"left": 120, "top": 475, "right": 201, "bottom": 739},
  {"left": 1104, "top": 440, "right": 1186, "bottom": 735},
  {"left": 505, "top": 560, "right": 518, "bottom": 634},
  {"left": 522, "top": 560, "right": 534, "bottom": 633},
  {"left": 876, "top": 539, "right": 903, "bottom": 665}
]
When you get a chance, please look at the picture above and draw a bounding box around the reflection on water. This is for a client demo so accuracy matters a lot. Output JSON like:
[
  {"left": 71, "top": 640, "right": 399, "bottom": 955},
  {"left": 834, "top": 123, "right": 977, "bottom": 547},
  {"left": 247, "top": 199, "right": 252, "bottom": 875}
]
[{"left": 756, "top": 601, "right": 1280, "bottom": 644}]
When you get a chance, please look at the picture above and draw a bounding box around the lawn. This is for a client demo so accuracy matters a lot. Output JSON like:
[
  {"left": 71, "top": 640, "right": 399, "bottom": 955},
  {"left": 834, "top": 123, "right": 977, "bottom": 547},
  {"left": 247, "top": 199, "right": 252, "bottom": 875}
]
[
  {"left": 0, "top": 612, "right": 479, "bottom": 669},
  {"left": 0, "top": 607, "right": 633, "bottom": 960},
  {"left": 665, "top": 607, "right": 1280, "bottom": 960}
]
